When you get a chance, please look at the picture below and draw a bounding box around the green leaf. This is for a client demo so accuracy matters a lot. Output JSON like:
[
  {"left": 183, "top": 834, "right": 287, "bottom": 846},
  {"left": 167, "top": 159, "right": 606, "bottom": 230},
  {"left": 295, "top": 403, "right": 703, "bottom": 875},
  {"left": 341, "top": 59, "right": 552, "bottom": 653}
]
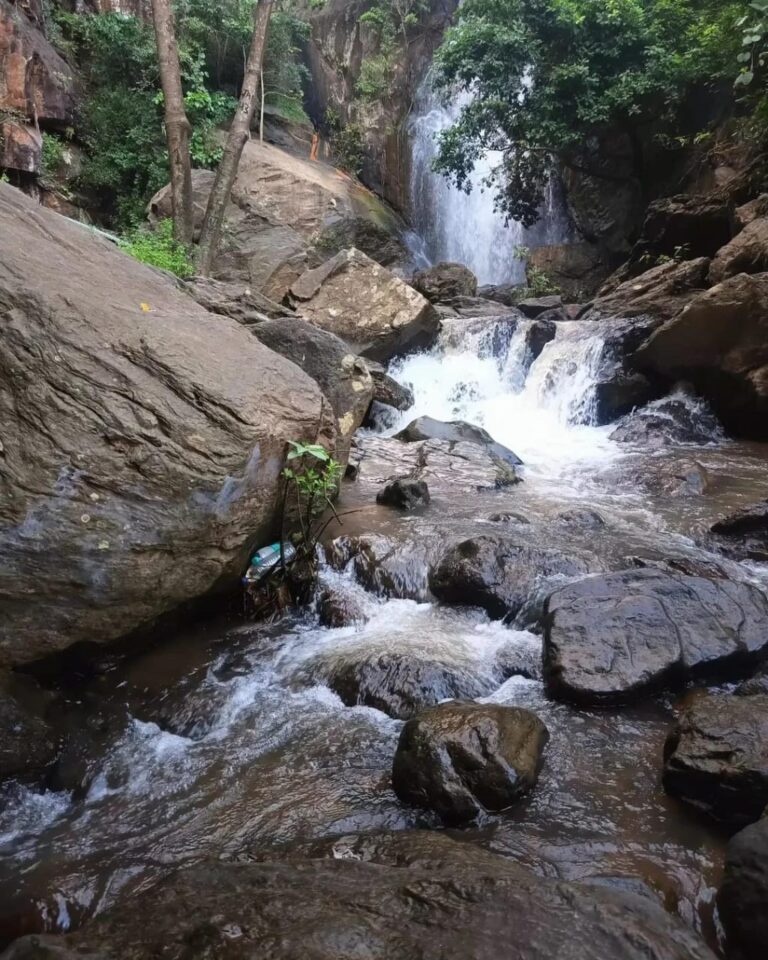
[{"left": 736, "top": 70, "right": 755, "bottom": 86}]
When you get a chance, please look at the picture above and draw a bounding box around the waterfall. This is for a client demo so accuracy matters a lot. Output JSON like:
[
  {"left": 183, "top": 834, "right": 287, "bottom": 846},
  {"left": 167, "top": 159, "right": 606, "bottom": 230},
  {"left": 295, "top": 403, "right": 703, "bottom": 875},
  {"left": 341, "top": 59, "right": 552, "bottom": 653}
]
[
  {"left": 387, "top": 319, "right": 617, "bottom": 470},
  {"left": 406, "top": 75, "right": 572, "bottom": 284}
]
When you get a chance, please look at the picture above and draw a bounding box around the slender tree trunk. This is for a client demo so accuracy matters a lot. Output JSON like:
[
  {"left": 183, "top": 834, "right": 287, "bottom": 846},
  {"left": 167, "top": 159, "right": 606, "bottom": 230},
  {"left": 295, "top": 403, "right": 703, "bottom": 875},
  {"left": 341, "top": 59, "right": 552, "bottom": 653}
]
[
  {"left": 197, "top": 0, "right": 274, "bottom": 276},
  {"left": 150, "top": 0, "right": 194, "bottom": 246},
  {"left": 259, "top": 67, "right": 265, "bottom": 144}
]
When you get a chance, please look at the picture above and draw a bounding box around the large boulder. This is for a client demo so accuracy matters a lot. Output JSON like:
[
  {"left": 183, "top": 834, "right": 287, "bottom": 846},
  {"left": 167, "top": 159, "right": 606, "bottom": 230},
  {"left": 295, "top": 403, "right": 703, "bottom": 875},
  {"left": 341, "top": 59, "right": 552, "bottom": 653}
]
[
  {"left": 411, "top": 261, "right": 478, "bottom": 302},
  {"left": 251, "top": 318, "right": 373, "bottom": 463},
  {"left": 609, "top": 393, "right": 723, "bottom": 448},
  {"left": 663, "top": 692, "right": 768, "bottom": 827},
  {"left": 184, "top": 277, "right": 292, "bottom": 324},
  {"left": 149, "top": 141, "right": 403, "bottom": 299},
  {"left": 287, "top": 247, "right": 441, "bottom": 362},
  {"left": 543, "top": 569, "right": 768, "bottom": 704},
  {"left": 1, "top": 831, "right": 718, "bottom": 960},
  {"left": 718, "top": 816, "right": 768, "bottom": 960},
  {"left": 395, "top": 416, "right": 522, "bottom": 467},
  {"left": 710, "top": 500, "right": 768, "bottom": 562},
  {"left": 529, "top": 242, "right": 609, "bottom": 300},
  {"left": 429, "top": 535, "right": 596, "bottom": 621},
  {"left": 0, "top": 0, "right": 77, "bottom": 172},
  {"left": 392, "top": 702, "right": 549, "bottom": 823},
  {"left": 589, "top": 258, "right": 711, "bottom": 321},
  {"left": 633, "top": 273, "right": 768, "bottom": 439},
  {"left": 709, "top": 217, "right": 768, "bottom": 284},
  {"left": 0, "top": 183, "right": 335, "bottom": 667}
]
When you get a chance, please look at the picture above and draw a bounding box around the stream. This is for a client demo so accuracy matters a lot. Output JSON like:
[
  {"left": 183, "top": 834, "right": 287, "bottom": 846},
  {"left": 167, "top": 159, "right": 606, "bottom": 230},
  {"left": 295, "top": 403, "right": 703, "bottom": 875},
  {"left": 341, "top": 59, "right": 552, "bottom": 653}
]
[{"left": 2, "top": 312, "right": 768, "bottom": 952}]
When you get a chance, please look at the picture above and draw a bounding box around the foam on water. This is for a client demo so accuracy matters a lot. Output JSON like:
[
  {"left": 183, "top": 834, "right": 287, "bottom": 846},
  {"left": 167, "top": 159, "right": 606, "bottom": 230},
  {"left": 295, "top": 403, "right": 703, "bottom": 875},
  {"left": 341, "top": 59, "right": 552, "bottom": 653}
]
[{"left": 388, "top": 320, "right": 618, "bottom": 471}]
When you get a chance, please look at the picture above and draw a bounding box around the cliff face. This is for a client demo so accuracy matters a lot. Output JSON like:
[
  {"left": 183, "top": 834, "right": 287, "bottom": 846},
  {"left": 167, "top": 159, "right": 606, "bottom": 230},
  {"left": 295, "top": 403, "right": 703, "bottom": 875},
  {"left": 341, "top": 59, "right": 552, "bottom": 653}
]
[
  {"left": 304, "top": 0, "right": 459, "bottom": 214},
  {"left": 0, "top": 0, "right": 77, "bottom": 173}
]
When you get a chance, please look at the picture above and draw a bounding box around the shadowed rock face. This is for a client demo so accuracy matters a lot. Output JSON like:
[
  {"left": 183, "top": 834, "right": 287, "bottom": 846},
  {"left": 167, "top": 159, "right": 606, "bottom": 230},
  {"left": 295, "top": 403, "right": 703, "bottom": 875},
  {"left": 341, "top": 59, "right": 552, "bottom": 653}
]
[
  {"left": 0, "top": 184, "right": 335, "bottom": 667},
  {"left": 718, "top": 816, "right": 768, "bottom": 960},
  {"left": 1, "top": 831, "right": 718, "bottom": 960},
  {"left": 543, "top": 569, "right": 768, "bottom": 705},
  {"left": 392, "top": 702, "right": 549, "bottom": 823},
  {"left": 395, "top": 416, "right": 523, "bottom": 467},
  {"left": 663, "top": 692, "right": 768, "bottom": 827}
]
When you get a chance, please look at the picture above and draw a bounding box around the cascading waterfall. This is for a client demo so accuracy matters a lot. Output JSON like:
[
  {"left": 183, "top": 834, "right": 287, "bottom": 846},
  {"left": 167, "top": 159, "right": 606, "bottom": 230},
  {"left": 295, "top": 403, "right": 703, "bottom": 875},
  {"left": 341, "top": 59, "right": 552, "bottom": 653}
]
[
  {"left": 387, "top": 318, "right": 617, "bottom": 469},
  {"left": 406, "top": 74, "right": 572, "bottom": 284}
]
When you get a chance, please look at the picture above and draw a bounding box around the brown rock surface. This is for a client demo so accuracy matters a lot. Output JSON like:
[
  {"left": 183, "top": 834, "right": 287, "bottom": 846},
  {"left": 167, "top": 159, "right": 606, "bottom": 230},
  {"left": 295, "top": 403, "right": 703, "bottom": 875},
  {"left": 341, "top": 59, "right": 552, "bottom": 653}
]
[
  {"left": 0, "top": 183, "right": 335, "bottom": 667},
  {"left": 709, "top": 217, "right": 768, "bottom": 283}
]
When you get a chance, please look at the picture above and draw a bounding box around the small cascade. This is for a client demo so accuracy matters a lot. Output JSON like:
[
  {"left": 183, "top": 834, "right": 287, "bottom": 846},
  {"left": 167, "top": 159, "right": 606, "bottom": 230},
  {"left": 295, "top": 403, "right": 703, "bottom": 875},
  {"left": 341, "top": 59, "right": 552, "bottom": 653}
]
[
  {"left": 388, "top": 317, "right": 617, "bottom": 469},
  {"left": 407, "top": 74, "right": 572, "bottom": 283}
]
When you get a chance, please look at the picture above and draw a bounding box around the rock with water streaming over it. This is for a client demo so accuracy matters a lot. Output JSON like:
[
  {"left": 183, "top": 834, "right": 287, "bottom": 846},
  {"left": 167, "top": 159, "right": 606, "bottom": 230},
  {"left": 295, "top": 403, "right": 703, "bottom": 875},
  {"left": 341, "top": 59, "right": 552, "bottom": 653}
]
[
  {"left": 717, "top": 815, "right": 768, "bottom": 960},
  {"left": 287, "top": 247, "right": 441, "bottom": 362},
  {"left": 430, "top": 535, "right": 597, "bottom": 621},
  {"left": 609, "top": 392, "right": 723, "bottom": 447},
  {"left": 3, "top": 830, "right": 719, "bottom": 960},
  {"left": 365, "top": 361, "right": 414, "bottom": 411},
  {"left": 328, "top": 533, "right": 439, "bottom": 601},
  {"left": 517, "top": 295, "right": 564, "bottom": 318},
  {"left": 709, "top": 499, "right": 768, "bottom": 562},
  {"left": 392, "top": 702, "right": 549, "bottom": 823},
  {"left": 663, "top": 692, "right": 768, "bottom": 827},
  {"left": 322, "top": 653, "right": 493, "bottom": 720},
  {"left": 376, "top": 477, "right": 430, "bottom": 511},
  {"left": 543, "top": 569, "right": 768, "bottom": 705},
  {"left": 395, "top": 416, "right": 523, "bottom": 467},
  {"left": 411, "top": 261, "right": 478, "bottom": 302}
]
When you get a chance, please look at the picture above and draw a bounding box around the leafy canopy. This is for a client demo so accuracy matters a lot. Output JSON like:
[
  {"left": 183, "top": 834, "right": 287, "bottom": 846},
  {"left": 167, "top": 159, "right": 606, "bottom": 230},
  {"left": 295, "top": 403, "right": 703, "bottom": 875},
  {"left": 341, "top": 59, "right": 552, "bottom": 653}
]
[{"left": 432, "top": 0, "right": 743, "bottom": 225}]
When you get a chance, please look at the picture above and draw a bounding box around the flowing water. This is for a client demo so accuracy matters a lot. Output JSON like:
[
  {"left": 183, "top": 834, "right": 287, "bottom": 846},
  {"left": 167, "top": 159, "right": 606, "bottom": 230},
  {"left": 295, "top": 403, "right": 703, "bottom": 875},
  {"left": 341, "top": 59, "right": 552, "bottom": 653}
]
[
  {"left": 406, "top": 76, "right": 572, "bottom": 282},
  {"left": 3, "top": 313, "right": 768, "bottom": 951}
]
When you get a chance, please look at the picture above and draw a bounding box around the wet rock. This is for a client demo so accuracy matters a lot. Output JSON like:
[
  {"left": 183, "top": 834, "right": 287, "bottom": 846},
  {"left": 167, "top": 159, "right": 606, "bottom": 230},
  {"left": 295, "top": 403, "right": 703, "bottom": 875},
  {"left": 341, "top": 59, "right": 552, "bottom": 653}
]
[
  {"left": 517, "top": 295, "right": 563, "bottom": 318},
  {"left": 395, "top": 416, "right": 523, "bottom": 467},
  {"left": 288, "top": 247, "right": 440, "bottom": 362},
  {"left": 0, "top": 184, "right": 335, "bottom": 667},
  {"left": 589, "top": 314, "right": 666, "bottom": 423},
  {"left": 487, "top": 512, "right": 530, "bottom": 524},
  {"left": 430, "top": 535, "right": 595, "bottom": 621},
  {"left": 442, "top": 295, "right": 518, "bottom": 318},
  {"left": 367, "top": 363, "right": 414, "bottom": 411},
  {"left": 328, "top": 534, "right": 438, "bottom": 601},
  {"left": 316, "top": 590, "right": 368, "bottom": 628},
  {"left": 633, "top": 272, "right": 768, "bottom": 439},
  {"left": 717, "top": 816, "right": 768, "bottom": 960},
  {"left": 46, "top": 700, "right": 129, "bottom": 798},
  {"left": 524, "top": 316, "right": 557, "bottom": 360},
  {"left": 709, "top": 217, "right": 768, "bottom": 284},
  {"left": 589, "top": 258, "right": 711, "bottom": 322},
  {"left": 710, "top": 500, "right": 768, "bottom": 562},
  {"left": 736, "top": 663, "right": 768, "bottom": 697},
  {"left": 323, "top": 653, "right": 491, "bottom": 719},
  {"left": 594, "top": 372, "right": 660, "bottom": 424},
  {"left": 544, "top": 569, "right": 768, "bottom": 705},
  {"left": 184, "top": 277, "right": 292, "bottom": 324},
  {"left": 5, "top": 831, "right": 718, "bottom": 960},
  {"left": 663, "top": 692, "right": 768, "bottom": 827},
  {"left": 252, "top": 318, "right": 373, "bottom": 462},
  {"left": 392, "top": 701, "right": 549, "bottom": 824},
  {"left": 353, "top": 435, "right": 521, "bottom": 498},
  {"left": 411, "top": 261, "right": 478, "bottom": 302},
  {"left": 376, "top": 477, "right": 430, "bottom": 511},
  {"left": 556, "top": 508, "right": 605, "bottom": 528},
  {"left": 0, "top": 673, "right": 57, "bottom": 782},
  {"left": 609, "top": 393, "right": 723, "bottom": 447},
  {"left": 477, "top": 283, "right": 522, "bottom": 307}
]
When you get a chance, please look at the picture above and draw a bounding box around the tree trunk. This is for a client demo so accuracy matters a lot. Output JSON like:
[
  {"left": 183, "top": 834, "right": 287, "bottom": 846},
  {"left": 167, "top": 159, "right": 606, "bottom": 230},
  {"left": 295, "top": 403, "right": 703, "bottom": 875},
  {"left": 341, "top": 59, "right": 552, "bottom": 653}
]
[
  {"left": 196, "top": 0, "right": 274, "bottom": 276},
  {"left": 150, "top": 0, "right": 194, "bottom": 246}
]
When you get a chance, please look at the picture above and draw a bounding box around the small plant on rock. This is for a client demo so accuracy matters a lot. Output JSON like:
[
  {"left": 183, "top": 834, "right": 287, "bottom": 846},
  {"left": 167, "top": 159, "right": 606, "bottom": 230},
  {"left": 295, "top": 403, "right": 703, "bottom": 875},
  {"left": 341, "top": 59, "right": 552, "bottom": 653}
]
[{"left": 119, "top": 219, "right": 195, "bottom": 277}]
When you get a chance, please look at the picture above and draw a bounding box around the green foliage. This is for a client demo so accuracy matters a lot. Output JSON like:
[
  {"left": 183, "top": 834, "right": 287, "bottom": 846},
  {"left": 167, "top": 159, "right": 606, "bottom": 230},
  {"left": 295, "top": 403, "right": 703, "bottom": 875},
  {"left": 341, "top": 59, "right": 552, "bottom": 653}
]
[
  {"left": 432, "top": 0, "right": 744, "bottom": 226},
  {"left": 736, "top": 0, "right": 768, "bottom": 90},
  {"left": 325, "top": 108, "right": 365, "bottom": 174},
  {"left": 119, "top": 219, "right": 195, "bottom": 277},
  {"left": 356, "top": 0, "right": 428, "bottom": 101},
  {"left": 511, "top": 245, "right": 560, "bottom": 299},
  {"left": 39, "top": 133, "right": 66, "bottom": 187}
]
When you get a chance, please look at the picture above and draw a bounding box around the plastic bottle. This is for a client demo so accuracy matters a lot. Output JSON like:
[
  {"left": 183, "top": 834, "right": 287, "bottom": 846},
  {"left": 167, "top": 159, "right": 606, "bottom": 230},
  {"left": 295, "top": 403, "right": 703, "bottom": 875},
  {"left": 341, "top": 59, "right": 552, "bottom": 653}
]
[{"left": 242, "top": 542, "right": 296, "bottom": 584}]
